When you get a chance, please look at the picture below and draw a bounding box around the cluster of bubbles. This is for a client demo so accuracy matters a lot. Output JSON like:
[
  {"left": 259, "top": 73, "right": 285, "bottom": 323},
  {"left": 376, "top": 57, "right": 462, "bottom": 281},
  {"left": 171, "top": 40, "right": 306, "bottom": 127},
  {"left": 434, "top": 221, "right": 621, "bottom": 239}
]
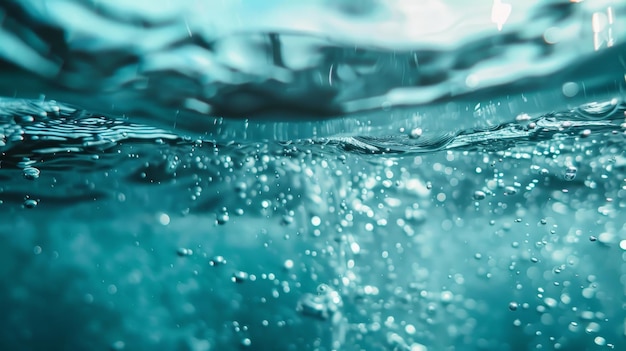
[{"left": 2, "top": 97, "right": 626, "bottom": 349}]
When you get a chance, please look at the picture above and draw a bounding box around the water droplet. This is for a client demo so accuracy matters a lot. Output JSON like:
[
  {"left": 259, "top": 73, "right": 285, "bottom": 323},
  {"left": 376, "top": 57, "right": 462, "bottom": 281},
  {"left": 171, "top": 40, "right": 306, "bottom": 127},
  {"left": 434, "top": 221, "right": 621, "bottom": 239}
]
[
  {"left": 564, "top": 166, "right": 577, "bottom": 181},
  {"left": 23, "top": 167, "right": 40, "bottom": 180},
  {"left": 23, "top": 199, "right": 38, "bottom": 209}
]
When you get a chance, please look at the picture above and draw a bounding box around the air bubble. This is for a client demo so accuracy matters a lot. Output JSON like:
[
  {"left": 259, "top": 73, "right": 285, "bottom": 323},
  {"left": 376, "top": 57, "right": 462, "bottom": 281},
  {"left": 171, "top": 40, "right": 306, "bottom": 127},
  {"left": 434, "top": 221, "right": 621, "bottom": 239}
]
[
  {"left": 544, "top": 297, "right": 558, "bottom": 308},
  {"left": 593, "top": 337, "right": 606, "bottom": 346},
  {"left": 23, "top": 167, "right": 40, "bottom": 180},
  {"left": 296, "top": 293, "right": 330, "bottom": 320},
  {"left": 473, "top": 190, "right": 486, "bottom": 200},
  {"left": 111, "top": 340, "right": 126, "bottom": 350},
  {"left": 158, "top": 213, "right": 170, "bottom": 226},
  {"left": 440, "top": 291, "right": 453, "bottom": 303},
  {"left": 504, "top": 186, "right": 517, "bottom": 195},
  {"left": 564, "top": 166, "right": 577, "bottom": 181},
  {"left": 296, "top": 284, "right": 342, "bottom": 321},
  {"left": 317, "top": 284, "right": 330, "bottom": 294},
  {"left": 409, "top": 128, "right": 423, "bottom": 139},
  {"left": 235, "top": 181, "right": 247, "bottom": 194},
  {"left": 561, "top": 82, "right": 579, "bottom": 97},
  {"left": 23, "top": 199, "right": 38, "bottom": 209},
  {"left": 311, "top": 215, "right": 321, "bottom": 227},
  {"left": 509, "top": 302, "right": 519, "bottom": 311},
  {"left": 232, "top": 271, "right": 249, "bottom": 283},
  {"left": 281, "top": 214, "right": 294, "bottom": 225},
  {"left": 18, "top": 115, "right": 35, "bottom": 123},
  {"left": 216, "top": 211, "right": 230, "bottom": 225},
  {"left": 209, "top": 255, "right": 226, "bottom": 266},
  {"left": 405, "top": 324, "right": 416, "bottom": 335},
  {"left": 177, "top": 248, "right": 193, "bottom": 256}
]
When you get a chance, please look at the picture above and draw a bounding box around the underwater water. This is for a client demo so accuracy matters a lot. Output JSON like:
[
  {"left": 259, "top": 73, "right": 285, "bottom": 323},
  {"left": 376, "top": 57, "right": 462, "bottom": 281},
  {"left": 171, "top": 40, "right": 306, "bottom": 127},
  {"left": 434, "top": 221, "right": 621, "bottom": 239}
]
[{"left": 1, "top": 0, "right": 626, "bottom": 350}]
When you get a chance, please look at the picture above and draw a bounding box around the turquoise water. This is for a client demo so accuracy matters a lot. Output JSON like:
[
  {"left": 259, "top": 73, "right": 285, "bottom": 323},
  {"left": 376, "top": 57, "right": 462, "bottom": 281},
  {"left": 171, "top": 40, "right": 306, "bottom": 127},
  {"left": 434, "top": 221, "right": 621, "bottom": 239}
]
[{"left": 1, "top": 1, "right": 626, "bottom": 350}]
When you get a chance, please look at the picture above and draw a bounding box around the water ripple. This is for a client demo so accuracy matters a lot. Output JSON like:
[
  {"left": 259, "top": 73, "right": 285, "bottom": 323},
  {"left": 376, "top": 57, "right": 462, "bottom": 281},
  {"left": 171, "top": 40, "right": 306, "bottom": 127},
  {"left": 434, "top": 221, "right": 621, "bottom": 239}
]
[{"left": 1, "top": 1, "right": 625, "bottom": 128}]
